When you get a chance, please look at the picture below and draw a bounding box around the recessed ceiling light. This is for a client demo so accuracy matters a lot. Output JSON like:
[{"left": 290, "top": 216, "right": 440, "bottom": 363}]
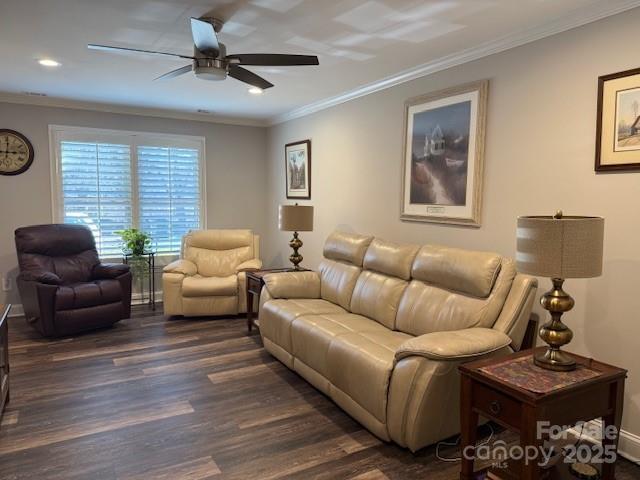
[
  {"left": 248, "top": 87, "right": 263, "bottom": 95},
  {"left": 38, "top": 59, "right": 61, "bottom": 67}
]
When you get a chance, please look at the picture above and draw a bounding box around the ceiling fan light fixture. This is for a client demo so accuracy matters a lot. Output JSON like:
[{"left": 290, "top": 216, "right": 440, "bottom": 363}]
[
  {"left": 38, "top": 59, "right": 61, "bottom": 67},
  {"left": 248, "top": 86, "right": 263, "bottom": 95}
]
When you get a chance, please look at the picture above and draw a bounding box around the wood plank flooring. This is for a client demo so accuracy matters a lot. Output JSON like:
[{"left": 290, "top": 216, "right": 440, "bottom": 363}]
[{"left": 1, "top": 307, "right": 639, "bottom": 479}]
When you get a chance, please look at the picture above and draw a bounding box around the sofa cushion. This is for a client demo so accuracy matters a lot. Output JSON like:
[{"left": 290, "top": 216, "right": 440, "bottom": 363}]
[
  {"left": 327, "top": 329, "right": 410, "bottom": 423},
  {"left": 55, "top": 280, "right": 122, "bottom": 311},
  {"left": 291, "top": 313, "right": 397, "bottom": 377},
  {"left": 411, "top": 245, "right": 502, "bottom": 298},
  {"left": 349, "top": 271, "right": 408, "bottom": 329},
  {"left": 182, "top": 274, "right": 237, "bottom": 297},
  {"left": 183, "top": 230, "right": 254, "bottom": 277},
  {"left": 323, "top": 231, "right": 374, "bottom": 267},
  {"left": 396, "top": 259, "right": 517, "bottom": 336},
  {"left": 318, "top": 259, "right": 361, "bottom": 310},
  {"left": 260, "top": 299, "right": 347, "bottom": 353},
  {"left": 363, "top": 239, "right": 419, "bottom": 280}
]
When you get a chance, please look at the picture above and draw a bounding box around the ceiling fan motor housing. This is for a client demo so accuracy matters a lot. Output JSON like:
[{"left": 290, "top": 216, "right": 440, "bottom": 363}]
[{"left": 193, "top": 43, "right": 227, "bottom": 81}]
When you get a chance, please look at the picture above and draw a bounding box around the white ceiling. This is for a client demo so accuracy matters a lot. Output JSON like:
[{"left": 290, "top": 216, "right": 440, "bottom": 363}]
[{"left": 0, "top": 0, "right": 638, "bottom": 124}]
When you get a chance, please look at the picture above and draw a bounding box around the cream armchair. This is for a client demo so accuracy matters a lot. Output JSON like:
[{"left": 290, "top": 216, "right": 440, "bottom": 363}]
[{"left": 162, "top": 229, "right": 261, "bottom": 316}]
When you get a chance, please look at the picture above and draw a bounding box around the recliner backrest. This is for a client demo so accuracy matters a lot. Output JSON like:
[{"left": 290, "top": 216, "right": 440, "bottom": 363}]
[
  {"left": 15, "top": 224, "right": 100, "bottom": 284},
  {"left": 396, "top": 245, "right": 516, "bottom": 336},
  {"left": 183, "top": 229, "right": 256, "bottom": 277},
  {"left": 349, "top": 238, "right": 419, "bottom": 329},
  {"left": 319, "top": 231, "right": 373, "bottom": 310}
]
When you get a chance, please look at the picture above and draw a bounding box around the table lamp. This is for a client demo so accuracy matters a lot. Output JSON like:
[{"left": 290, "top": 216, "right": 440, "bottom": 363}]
[
  {"left": 279, "top": 204, "right": 314, "bottom": 270},
  {"left": 516, "top": 211, "right": 604, "bottom": 371}
]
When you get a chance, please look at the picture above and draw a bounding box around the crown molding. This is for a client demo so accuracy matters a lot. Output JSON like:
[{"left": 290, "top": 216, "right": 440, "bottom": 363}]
[
  {"left": 269, "top": 0, "right": 640, "bottom": 126},
  {"left": 0, "top": 92, "right": 268, "bottom": 128}
]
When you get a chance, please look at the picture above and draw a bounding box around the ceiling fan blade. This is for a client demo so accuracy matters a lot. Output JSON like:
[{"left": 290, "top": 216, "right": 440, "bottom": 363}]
[
  {"left": 88, "top": 44, "right": 194, "bottom": 60},
  {"left": 154, "top": 65, "right": 193, "bottom": 81},
  {"left": 226, "top": 54, "right": 319, "bottom": 66},
  {"left": 228, "top": 66, "right": 274, "bottom": 90},
  {"left": 190, "top": 18, "right": 220, "bottom": 56}
]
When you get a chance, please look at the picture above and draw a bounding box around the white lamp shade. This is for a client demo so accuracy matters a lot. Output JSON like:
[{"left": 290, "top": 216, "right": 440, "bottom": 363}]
[{"left": 516, "top": 215, "right": 604, "bottom": 279}]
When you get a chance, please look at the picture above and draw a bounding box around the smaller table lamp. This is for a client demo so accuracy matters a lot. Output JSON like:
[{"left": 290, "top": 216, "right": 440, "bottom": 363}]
[
  {"left": 279, "top": 204, "right": 314, "bottom": 270},
  {"left": 516, "top": 211, "right": 604, "bottom": 371}
]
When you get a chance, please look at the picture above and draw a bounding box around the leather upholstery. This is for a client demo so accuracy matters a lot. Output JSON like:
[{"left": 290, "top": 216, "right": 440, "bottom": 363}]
[
  {"left": 322, "top": 231, "right": 373, "bottom": 266},
  {"left": 259, "top": 231, "right": 538, "bottom": 452},
  {"left": 15, "top": 224, "right": 132, "bottom": 337},
  {"left": 162, "top": 229, "right": 261, "bottom": 316}
]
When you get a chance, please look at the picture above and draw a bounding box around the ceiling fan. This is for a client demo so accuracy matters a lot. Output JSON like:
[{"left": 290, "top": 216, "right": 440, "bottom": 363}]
[{"left": 88, "top": 17, "right": 319, "bottom": 90}]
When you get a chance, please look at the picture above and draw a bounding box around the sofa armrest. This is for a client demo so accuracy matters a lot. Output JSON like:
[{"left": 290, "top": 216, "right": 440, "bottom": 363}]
[
  {"left": 17, "top": 270, "right": 61, "bottom": 285},
  {"left": 92, "top": 263, "right": 130, "bottom": 280},
  {"left": 492, "top": 274, "right": 538, "bottom": 351},
  {"left": 263, "top": 271, "right": 321, "bottom": 299},
  {"left": 395, "top": 328, "right": 512, "bottom": 362},
  {"left": 163, "top": 259, "right": 197, "bottom": 276},
  {"left": 236, "top": 258, "right": 263, "bottom": 271}
]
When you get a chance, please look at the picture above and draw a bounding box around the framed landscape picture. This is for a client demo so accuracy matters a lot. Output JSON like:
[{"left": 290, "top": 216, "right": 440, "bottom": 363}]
[
  {"left": 285, "top": 139, "right": 311, "bottom": 199},
  {"left": 401, "top": 80, "right": 488, "bottom": 227},
  {"left": 596, "top": 67, "right": 640, "bottom": 172}
]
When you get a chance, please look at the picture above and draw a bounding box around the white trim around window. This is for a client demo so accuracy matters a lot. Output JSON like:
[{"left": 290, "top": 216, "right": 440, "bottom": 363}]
[{"left": 49, "top": 125, "right": 207, "bottom": 258}]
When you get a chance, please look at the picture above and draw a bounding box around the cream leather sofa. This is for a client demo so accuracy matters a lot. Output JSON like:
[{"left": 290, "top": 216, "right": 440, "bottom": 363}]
[
  {"left": 259, "top": 231, "right": 537, "bottom": 451},
  {"left": 163, "top": 229, "right": 261, "bottom": 316}
]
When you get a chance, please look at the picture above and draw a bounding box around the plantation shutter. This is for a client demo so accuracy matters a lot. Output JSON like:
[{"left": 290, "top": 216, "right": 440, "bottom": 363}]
[
  {"left": 60, "top": 141, "right": 132, "bottom": 256},
  {"left": 137, "top": 145, "right": 201, "bottom": 254}
]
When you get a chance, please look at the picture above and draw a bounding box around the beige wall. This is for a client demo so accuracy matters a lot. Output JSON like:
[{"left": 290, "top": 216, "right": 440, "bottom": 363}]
[
  {"left": 265, "top": 11, "right": 640, "bottom": 441},
  {"left": 0, "top": 102, "right": 267, "bottom": 305}
]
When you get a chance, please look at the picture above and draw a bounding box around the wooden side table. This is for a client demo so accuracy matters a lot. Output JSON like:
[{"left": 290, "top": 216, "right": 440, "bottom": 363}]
[
  {"left": 459, "top": 347, "right": 626, "bottom": 480},
  {"left": 0, "top": 304, "right": 11, "bottom": 423},
  {"left": 245, "top": 268, "right": 310, "bottom": 333}
]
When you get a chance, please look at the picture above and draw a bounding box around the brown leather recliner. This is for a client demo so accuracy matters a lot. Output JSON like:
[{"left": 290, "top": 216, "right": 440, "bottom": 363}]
[{"left": 15, "top": 224, "right": 132, "bottom": 337}]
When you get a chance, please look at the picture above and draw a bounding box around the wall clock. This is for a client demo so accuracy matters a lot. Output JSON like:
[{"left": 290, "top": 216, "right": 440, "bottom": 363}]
[{"left": 0, "top": 129, "right": 34, "bottom": 176}]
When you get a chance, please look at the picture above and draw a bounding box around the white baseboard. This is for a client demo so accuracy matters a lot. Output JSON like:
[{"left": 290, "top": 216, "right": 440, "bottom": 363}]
[{"left": 569, "top": 419, "right": 640, "bottom": 463}]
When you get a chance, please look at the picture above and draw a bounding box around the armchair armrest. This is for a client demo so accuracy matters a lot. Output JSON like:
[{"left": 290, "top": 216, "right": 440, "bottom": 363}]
[
  {"left": 263, "top": 271, "right": 321, "bottom": 299},
  {"left": 163, "top": 259, "right": 197, "bottom": 276},
  {"left": 395, "top": 328, "right": 512, "bottom": 362},
  {"left": 17, "top": 270, "right": 61, "bottom": 285},
  {"left": 92, "top": 263, "right": 130, "bottom": 280},
  {"left": 236, "top": 258, "right": 263, "bottom": 271}
]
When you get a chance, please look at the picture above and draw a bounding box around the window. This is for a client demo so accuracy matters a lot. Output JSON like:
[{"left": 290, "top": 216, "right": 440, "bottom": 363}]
[{"left": 51, "top": 126, "right": 205, "bottom": 257}]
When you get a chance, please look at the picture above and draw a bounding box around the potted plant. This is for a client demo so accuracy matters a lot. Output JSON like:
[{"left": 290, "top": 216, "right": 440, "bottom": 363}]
[{"left": 115, "top": 228, "right": 152, "bottom": 256}]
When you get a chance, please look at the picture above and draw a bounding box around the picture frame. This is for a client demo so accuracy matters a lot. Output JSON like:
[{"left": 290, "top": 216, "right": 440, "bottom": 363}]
[
  {"left": 285, "top": 139, "right": 311, "bottom": 199},
  {"left": 595, "top": 67, "right": 640, "bottom": 172},
  {"left": 401, "top": 80, "right": 488, "bottom": 227}
]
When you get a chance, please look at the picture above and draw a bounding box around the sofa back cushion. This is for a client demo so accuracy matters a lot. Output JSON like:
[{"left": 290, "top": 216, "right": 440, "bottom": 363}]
[
  {"left": 323, "top": 231, "right": 373, "bottom": 266},
  {"left": 15, "top": 224, "right": 99, "bottom": 284},
  {"left": 349, "top": 239, "right": 419, "bottom": 329},
  {"left": 396, "top": 245, "right": 516, "bottom": 336},
  {"left": 183, "top": 229, "right": 254, "bottom": 277},
  {"left": 318, "top": 231, "right": 373, "bottom": 310}
]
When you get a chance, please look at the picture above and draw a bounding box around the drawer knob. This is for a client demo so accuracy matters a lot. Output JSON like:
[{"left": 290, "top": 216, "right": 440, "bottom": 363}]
[{"left": 490, "top": 401, "right": 502, "bottom": 415}]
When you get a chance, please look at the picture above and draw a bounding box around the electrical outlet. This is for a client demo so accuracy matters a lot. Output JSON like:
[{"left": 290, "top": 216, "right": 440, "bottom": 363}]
[{"left": 2, "top": 275, "right": 12, "bottom": 292}]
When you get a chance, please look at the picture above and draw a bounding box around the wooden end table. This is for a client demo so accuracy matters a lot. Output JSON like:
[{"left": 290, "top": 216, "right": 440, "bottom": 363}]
[
  {"left": 245, "top": 268, "right": 310, "bottom": 333},
  {"left": 0, "top": 304, "right": 11, "bottom": 423},
  {"left": 459, "top": 347, "right": 626, "bottom": 480}
]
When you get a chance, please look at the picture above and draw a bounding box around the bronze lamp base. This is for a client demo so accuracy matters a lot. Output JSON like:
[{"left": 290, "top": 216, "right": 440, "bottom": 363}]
[
  {"left": 534, "top": 278, "right": 576, "bottom": 372},
  {"left": 288, "top": 231, "right": 303, "bottom": 270}
]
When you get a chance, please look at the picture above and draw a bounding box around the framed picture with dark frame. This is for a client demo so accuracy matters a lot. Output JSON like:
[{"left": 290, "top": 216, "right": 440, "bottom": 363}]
[
  {"left": 285, "top": 139, "right": 311, "bottom": 199},
  {"left": 400, "top": 80, "right": 488, "bottom": 227},
  {"left": 596, "top": 67, "right": 640, "bottom": 172}
]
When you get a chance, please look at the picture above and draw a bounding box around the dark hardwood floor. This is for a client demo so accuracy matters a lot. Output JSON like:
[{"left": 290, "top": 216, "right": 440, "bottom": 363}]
[{"left": 1, "top": 306, "right": 638, "bottom": 479}]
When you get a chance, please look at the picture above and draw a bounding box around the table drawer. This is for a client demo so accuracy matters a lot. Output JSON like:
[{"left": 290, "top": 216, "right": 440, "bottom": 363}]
[
  {"left": 246, "top": 276, "right": 263, "bottom": 295},
  {"left": 473, "top": 381, "right": 521, "bottom": 429}
]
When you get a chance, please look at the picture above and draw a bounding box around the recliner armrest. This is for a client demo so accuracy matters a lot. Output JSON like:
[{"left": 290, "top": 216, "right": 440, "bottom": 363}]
[
  {"left": 395, "top": 328, "right": 512, "bottom": 362},
  {"left": 92, "top": 263, "right": 130, "bottom": 280},
  {"left": 17, "top": 270, "right": 62, "bottom": 285},
  {"left": 263, "top": 271, "right": 321, "bottom": 299},
  {"left": 236, "top": 259, "right": 263, "bottom": 271},
  {"left": 163, "top": 259, "right": 197, "bottom": 276}
]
